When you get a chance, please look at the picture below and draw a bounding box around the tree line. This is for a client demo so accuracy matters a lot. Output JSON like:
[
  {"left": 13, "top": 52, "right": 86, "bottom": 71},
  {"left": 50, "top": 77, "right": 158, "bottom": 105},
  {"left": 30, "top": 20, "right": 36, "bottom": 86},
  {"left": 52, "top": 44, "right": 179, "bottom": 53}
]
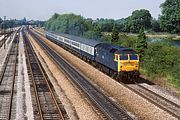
[
  {"left": 0, "top": 17, "right": 44, "bottom": 30},
  {"left": 44, "top": 0, "right": 180, "bottom": 35}
]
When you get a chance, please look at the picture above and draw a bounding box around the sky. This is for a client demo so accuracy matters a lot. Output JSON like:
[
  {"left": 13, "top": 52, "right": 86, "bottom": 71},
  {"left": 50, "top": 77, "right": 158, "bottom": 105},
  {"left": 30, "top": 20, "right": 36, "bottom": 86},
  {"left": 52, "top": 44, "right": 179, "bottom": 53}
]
[{"left": 0, "top": 0, "right": 165, "bottom": 21}]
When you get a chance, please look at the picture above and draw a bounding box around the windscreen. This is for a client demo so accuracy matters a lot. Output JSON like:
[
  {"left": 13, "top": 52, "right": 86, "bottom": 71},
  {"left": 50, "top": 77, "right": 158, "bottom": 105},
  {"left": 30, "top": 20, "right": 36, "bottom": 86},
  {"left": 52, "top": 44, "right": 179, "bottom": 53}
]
[
  {"left": 120, "top": 54, "right": 128, "bottom": 60},
  {"left": 130, "top": 54, "right": 138, "bottom": 60}
]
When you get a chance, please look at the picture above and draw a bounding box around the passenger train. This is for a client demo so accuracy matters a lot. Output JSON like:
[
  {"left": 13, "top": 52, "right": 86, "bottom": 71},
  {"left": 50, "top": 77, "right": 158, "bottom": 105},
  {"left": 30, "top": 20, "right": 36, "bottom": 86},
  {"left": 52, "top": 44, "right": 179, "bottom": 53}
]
[{"left": 45, "top": 31, "right": 140, "bottom": 81}]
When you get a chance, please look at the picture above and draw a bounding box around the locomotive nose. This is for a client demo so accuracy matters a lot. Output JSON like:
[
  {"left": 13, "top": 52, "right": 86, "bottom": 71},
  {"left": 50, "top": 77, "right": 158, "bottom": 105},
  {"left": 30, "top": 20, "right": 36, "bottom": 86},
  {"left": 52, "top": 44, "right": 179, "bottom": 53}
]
[{"left": 120, "top": 62, "right": 139, "bottom": 72}]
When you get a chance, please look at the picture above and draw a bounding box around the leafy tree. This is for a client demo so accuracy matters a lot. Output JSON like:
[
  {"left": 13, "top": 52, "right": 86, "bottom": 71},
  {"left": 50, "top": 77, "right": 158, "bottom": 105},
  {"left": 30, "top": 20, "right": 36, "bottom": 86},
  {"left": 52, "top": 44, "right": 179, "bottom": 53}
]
[
  {"left": 159, "top": 0, "right": 180, "bottom": 34},
  {"left": 0, "top": 17, "right": 2, "bottom": 25},
  {"left": 0, "top": 18, "right": 3, "bottom": 30},
  {"left": 83, "top": 26, "right": 102, "bottom": 40},
  {"left": 44, "top": 13, "right": 89, "bottom": 36},
  {"left": 136, "top": 28, "right": 147, "bottom": 56},
  {"left": 111, "top": 25, "right": 119, "bottom": 42},
  {"left": 115, "top": 18, "right": 126, "bottom": 32},
  {"left": 84, "top": 18, "right": 93, "bottom": 30},
  {"left": 118, "top": 34, "right": 137, "bottom": 48},
  {"left": 125, "top": 9, "right": 152, "bottom": 33},
  {"left": 151, "top": 19, "right": 161, "bottom": 32},
  {"left": 93, "top": 25, "right": 102, "bottom": 37},
  {"left": 95, "top": 18, "right": 115, "bottom": 32}
]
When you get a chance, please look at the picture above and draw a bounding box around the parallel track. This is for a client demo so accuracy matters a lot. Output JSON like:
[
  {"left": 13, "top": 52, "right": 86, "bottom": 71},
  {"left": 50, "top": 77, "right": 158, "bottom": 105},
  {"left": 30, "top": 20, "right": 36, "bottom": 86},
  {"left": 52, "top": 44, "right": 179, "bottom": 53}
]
[
  {"left": 127, "top": 83, "right": 180, "bottom": 119},
  {"left": 29, "top": 29, "right": 134, "bottom": 120},
  {"left": 22, "top": 30, "right": 68, "bottom": 120},
  {"left": 34, "top": 29, "right": 180, "bottom": 119},
  {"left": 0, "top": 31, "right": 19, "bottom": 120}
]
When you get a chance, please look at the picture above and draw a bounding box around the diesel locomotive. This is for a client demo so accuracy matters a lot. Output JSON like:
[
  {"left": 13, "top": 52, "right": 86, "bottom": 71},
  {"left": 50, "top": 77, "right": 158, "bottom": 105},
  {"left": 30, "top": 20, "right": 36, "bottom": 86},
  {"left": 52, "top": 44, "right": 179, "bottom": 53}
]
[{"left": 44, "top": 31, "right": 140, "bottom": 81}]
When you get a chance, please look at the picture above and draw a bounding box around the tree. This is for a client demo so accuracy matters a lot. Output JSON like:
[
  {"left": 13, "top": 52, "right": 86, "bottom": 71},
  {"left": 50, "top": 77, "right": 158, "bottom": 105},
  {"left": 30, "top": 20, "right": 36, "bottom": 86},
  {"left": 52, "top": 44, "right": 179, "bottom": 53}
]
[
  {"left": 115, "top": 18, "right": 126, "bottom": 32},
  {"left": 83, "top": 26, "right": 102, "bottom": 40},
  {"left": 111, "top": 25, "right": 119, "bottom": 42},
  {"left": 151, "top": 19, "right": 161, "bottom": 32},
  {"left": 125, "top": 9, "right": 152, "bottom": 33},
  {"left": 95, "top": 18, "right": 115, "bottom": 32},
  {"left": 0, "top": 17, "right": 2, "bottom": 24},
  {"left": 159, "top": 0, "right": 180, "bottom": 34},
  {"left": 44, "top": 13, "right": 89, "bottom": 36},
  {"left": 136, "top": 28, "right": 147, "bottom": 57}
]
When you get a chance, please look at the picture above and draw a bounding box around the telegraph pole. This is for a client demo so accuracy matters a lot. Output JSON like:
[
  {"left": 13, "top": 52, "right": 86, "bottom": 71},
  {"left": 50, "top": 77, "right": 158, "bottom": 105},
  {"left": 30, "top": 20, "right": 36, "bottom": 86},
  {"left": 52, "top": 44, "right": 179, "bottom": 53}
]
[{"left": 3, "top": 16, "right": 6, "bottom": 49}]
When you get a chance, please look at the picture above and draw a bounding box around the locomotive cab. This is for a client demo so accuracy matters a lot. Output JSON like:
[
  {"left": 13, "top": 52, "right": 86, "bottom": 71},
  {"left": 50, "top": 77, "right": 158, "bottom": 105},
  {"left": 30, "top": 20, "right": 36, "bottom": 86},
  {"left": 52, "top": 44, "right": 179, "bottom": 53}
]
[
  {"left": 95, "top": 43, "right": 140, "bottom": 81},
  {"left": 114, "top": 49, "right": 140, "bottom": 81}
]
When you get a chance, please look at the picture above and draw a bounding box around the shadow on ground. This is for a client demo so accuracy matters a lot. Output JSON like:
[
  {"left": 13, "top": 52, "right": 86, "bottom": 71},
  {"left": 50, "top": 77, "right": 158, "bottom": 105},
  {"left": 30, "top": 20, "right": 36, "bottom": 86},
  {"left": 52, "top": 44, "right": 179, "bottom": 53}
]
[{"left": 121, "top": 77, "right": 155, "bottom": 85}]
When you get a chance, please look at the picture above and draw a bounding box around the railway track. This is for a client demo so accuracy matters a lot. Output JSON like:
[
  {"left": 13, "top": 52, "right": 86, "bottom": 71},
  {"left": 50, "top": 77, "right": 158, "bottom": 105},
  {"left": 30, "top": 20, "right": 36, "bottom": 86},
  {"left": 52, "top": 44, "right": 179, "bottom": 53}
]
[
  {"left": 127, "top": 83, "right": 180, "bottom": 119},
  {"left": 22, "top": 30, "right": 68, "bottom": 120},
  {"left": 0, "top": 31, "right": 19, "bottom": 119},
  {"left": 34, "top": 29, "right": 180, "bottom": 119},
  {"left": 29, "top": 29, "right": 134, "bottom": 120}
]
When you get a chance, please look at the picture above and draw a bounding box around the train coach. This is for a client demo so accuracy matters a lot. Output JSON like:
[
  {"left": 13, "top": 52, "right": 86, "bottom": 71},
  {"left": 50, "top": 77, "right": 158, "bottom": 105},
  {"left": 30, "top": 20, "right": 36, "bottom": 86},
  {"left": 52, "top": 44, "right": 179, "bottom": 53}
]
[
  {"left": 45, "top": 31, "right": 140, "bottom": 81},
  {"left": 46, "top": 31, "right": 101, "bottom": 61}
]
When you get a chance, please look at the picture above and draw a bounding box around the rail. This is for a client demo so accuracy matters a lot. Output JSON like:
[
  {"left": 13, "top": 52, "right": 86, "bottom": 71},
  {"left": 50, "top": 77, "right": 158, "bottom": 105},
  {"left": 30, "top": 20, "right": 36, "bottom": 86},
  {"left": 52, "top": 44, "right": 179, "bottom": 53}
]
[
  {"left": 0, "top": 31, "right": 19, "bottom": 119},
  {"left": 23, "top": 30, "right": 67, "bottom": 120},
  {"left": 29, "top": 29, "right": 134, "bottom": 120}
]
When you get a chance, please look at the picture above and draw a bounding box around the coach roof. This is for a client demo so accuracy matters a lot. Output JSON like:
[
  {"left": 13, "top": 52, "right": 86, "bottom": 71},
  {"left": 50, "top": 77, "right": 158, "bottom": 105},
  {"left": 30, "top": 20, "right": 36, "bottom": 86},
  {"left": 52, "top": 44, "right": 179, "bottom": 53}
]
[{"left": 47, "top": 31, "right": 102, "bottom": 47}]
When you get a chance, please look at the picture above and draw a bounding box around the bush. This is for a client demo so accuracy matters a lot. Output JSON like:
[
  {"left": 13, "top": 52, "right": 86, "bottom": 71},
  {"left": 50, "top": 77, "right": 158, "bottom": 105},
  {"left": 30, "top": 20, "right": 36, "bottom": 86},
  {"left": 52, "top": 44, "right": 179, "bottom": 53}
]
[{"left": 142, "top": 42, "right": 180, "bottom": 88}]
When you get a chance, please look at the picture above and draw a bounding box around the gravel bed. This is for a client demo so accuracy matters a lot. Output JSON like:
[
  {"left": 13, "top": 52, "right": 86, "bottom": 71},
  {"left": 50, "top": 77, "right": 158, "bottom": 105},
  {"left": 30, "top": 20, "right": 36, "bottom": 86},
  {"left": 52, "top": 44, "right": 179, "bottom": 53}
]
[
  {"left": 16, "top": 32, "right": 26, "bottom": 119},
  {"left": 0, "top": 35, "right": 4, "bottom": 41},
  {"left": 15, "top": 32, "right": 34, "bottom": 120},
  {"left": 0, "top": 33, "right": 15, "bottom": 71},
  {"left": 28, "top": 34, "right": 102, "bottom": 120},
  {"left": 141, "top": 83, "right": 180, "bottom": 106},
  {"left": 34, "top": 32, "right": 179, "bottom": 120}
]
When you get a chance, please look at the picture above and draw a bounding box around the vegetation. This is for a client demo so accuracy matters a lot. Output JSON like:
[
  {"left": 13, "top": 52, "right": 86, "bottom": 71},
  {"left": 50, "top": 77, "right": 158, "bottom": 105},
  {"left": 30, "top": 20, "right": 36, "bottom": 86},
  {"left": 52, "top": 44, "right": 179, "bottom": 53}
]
[
  {"left": 45, "top": 13, "right": 89, "bottom": 36},
  {"left": 101, "top": 33, "right": 180, "bottom": 88},
  {"left": 151, "top": 19, "right": 161, "bottom": 32},
  {"left": 83, "top": 26, "right": 102, "bottom": 40},
  {"left": 0, "top": 18, "right": 2, "bottom": 25},
  {"left": 0, "top": 17, "right": 44, "bottom": 30},
  {"left": 142, "top": 42, "right": 180, "bottom": 88},
  {"left": 94, "top": 18, "right": 115, "bottom": 32},
  {"left": 44, "top": 0, "right": 180, "bottom": 89},
  {"left": 44, "top": 0, "right": 180, "bottom": 35},
  {"left": 159, "top": 0, "right": 180, "bottom": 34},
  {"left": 136, "top": 28, "right": 148, "bottom": 57},
  {"left": 111, "top": 25, "right": 119, "bottom": 42},
  {"left": 44, "top": 13, "right": 104, "bottom": 40},
  {"left": 124, "top": 9, "right": 152, "bottom": 33}
]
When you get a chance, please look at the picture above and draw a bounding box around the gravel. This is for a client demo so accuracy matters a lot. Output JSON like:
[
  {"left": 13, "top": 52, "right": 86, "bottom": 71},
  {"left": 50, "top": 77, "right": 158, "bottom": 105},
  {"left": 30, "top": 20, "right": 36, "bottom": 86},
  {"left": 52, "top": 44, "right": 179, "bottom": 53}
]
[
  {"left": 16, "top": 32, "right": 26, "bottom": 120},
  {"left": 28, "top": 34, "right": 102, "bottom": 120},
  {"left": 0, "top": 35, "right": 4, "bottom": 41},
  {"left": 0, "top": 31, "right": 34, "bottom": 120},
  {"left": 141, "top": 83, "right": 180, "bottom": 106},
  {"left": 34, "top": 32, "right": 178, "bottom": 120},
  {"left": 0, "top": 33, "right": 14, "bottom": 71},
  {"left": 22, "top": 32, "right": 34, "bottom": 120}
]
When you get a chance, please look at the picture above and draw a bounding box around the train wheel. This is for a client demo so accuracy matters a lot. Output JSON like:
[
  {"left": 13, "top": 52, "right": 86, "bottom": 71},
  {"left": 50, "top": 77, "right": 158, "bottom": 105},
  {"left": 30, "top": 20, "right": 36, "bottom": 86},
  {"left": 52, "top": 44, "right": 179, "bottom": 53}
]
[
  {"left": 134, "top": 75, "right": 139, "bottom": 82},
  {"left": 109, "top": 70, "right": 114, "bottom": 78}
]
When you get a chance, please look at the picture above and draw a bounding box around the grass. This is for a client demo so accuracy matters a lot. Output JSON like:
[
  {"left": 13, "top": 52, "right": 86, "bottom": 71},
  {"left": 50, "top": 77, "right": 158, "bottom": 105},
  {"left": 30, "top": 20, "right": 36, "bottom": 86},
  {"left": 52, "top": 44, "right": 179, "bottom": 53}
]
[
  {"left": 102, "top": 32, "right": 180, "bottom": 40},
  {"left": 168, "top": 78, "right": 180, "bottom": 89}
]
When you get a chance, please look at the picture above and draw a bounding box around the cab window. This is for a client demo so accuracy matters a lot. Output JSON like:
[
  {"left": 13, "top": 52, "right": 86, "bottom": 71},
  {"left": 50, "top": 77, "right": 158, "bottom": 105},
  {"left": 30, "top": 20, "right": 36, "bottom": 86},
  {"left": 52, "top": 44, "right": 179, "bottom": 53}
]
[
  {"left": 130, "top": 54, "right": 138, "bottom": 60},
  {"left": 120, "top": 54, "right": 128, "bottom": 60},
  {"left": 114, "top": 54, "right": 119, "bottom": 61}
]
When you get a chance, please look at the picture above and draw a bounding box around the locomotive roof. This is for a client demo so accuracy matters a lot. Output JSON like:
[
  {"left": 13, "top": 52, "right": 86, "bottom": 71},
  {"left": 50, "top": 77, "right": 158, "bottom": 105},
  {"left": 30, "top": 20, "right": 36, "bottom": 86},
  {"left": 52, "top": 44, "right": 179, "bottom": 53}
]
[
  {"left": 96, "top": 43, "right": 137, "bottom": 54},
  {"left": 47, "top": 31, "right": 102, "bottom": 47}
]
